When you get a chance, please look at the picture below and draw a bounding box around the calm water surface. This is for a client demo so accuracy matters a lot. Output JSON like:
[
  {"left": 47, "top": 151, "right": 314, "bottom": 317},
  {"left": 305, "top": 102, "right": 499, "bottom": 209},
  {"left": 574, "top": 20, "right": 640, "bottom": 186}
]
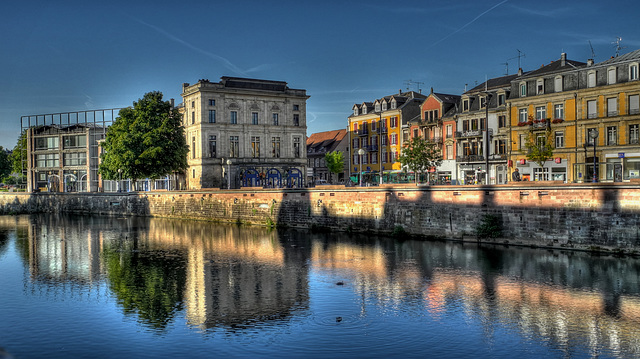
[{"left": 0, "top": 214, "right": 639, "bottom": 358}]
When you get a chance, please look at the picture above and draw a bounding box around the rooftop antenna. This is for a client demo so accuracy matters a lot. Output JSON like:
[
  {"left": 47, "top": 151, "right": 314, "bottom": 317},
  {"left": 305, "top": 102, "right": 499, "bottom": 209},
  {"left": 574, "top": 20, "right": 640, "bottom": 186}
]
[
  {"left": 588, "top": 40, "right": 596, "bottom": 60},
  {"left": 403, "top": 79, "right": 424, "bottom": 93},
  {"left": 501, "top": 62, "right": 509, "bottom": 75},
  {"left": 613, "top": 37, "right": 625, "bottom": 57},
  {"left": 507, "top": 49, "right": 526, "bottom": 71}
]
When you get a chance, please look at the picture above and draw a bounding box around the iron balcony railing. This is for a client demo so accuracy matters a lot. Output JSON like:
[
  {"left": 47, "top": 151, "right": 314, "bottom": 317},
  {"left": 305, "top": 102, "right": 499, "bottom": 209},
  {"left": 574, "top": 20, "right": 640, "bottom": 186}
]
[{"left": 456, "top": 155, "right": 485, "bottom": 162}]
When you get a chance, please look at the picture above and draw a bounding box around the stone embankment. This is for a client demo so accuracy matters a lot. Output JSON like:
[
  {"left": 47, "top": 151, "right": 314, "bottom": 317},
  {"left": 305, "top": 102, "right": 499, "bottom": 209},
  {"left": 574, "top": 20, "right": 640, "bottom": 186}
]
[{"left": 2, "top": 181, "right": 640, "bottom": 254}]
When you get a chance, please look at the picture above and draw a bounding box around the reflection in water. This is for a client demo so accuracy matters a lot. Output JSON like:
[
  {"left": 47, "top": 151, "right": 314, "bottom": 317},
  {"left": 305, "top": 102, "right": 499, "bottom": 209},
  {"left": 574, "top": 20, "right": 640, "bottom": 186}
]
[{"left": 5, "top": 214, "right": 640, "bottom": 357}]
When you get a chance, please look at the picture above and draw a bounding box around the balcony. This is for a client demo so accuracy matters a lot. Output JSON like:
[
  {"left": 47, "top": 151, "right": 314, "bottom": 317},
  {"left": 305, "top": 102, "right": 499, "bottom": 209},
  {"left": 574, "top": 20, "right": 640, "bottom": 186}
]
[
  {"left": 356, "top": 129, "right": 369, "bottom": 136},
  {"left": 365, "top": 145, "right": 378, "bottom": 151},
  {"left": 428, "top": 136, "right": 443, "bottom": 144},
  {"left": 455, "top": 130, "right": 483, "bottom": 138},
  {"left": 422, "top": 118, "right": 442, "bottom": 127},
  {"left": 456, "top": 155, "right": 485, "bottom": 163}
]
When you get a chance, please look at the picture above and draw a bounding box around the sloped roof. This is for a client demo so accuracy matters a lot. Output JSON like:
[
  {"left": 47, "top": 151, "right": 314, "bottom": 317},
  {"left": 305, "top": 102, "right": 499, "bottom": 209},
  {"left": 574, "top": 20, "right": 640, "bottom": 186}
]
[
  {"left": 519, "top": 57, "right": 586, "bottom": 79},
  {"left": 306, "top": 129, "right": 346, "bottom": 148},
  {"left": 594, "top": 48, "right": 640, "bottom": 66},
  {"left": 432, "top": 92, "right": 461, "bottom": 104},
  {"left": 466, "top": 74, "right": 520, "bottom": 94}
]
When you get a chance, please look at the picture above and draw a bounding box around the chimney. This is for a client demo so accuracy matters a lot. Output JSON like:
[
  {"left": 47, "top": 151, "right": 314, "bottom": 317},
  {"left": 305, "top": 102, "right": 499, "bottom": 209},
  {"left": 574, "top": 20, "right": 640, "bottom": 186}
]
[
  {"left": 430, "top": 87, "right": 434, "bottom": 94},
  {"left": 587, "top": 59, "right": 594, "bottom": 66},
  {"left": 518, "top": 68, "right": 523, "bottom": 76},
  {"left": 561, "top": 53, "right": 566, "bottom": 66}
]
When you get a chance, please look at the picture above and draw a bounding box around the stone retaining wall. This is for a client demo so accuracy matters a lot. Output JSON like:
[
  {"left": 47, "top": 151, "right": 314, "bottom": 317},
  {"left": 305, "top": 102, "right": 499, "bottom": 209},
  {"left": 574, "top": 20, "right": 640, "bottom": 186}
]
[{"left": 2, "top": 182, "right": 640, "bottom": 253}]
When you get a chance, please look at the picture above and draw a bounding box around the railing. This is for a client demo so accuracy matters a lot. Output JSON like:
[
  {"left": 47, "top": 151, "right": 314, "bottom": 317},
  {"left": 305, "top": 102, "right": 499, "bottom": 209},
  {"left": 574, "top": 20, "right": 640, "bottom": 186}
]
[
  {"left": 356, "top": 129, "right": 369, "bottom": 136},
  {"left": 455, "top": 130, "right": 483, "bottom": 138},
  {"left": 456, "top": 155, "right": 485, "bottom": 162},
  {"left": 365, "top": 145, "right": 378, "bottom": 151}
]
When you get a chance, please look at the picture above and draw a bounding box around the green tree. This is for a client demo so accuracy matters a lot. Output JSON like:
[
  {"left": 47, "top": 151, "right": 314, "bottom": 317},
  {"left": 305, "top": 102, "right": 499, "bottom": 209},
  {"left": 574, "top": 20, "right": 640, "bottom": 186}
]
[
  {"left": 99, "top": 91, "right": 189, "bottom": 184},
  {"left": 524, "top": 128, "right": 555, "bottom": 173},
  {"left": 324, "top": 151, "right": 344, "bottom": 184},
  {"left": 398, "top": 137, "right": 443, "bottom": 183},
  {"left": 10, "top": 130, "right": 27, "bottom": 175},
  {"left": 0, "top": 147, "right": 11, "bottom": 181}
]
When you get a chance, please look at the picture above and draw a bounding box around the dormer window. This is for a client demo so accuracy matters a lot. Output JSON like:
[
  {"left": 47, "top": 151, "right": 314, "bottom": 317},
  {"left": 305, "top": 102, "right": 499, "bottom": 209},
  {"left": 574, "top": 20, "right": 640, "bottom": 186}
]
[
  {"left": 497, "top": 93, "right": 506, "bottom": 106},
  {"left": 375, "top": 103, "right": 381, "bottom": 112},
  {"left": 608, "top": 67, "right": 617, "bottom": 85},
  {"left": 587, "top": 71, "right": 596, "bottom": 88},
  {"left": 353, "top": 107, "right": 359, "bottom": 116},
  {"left": 630, "top": 63, "right": 639, "bottom": 81},
  {"left": 480, "top": 96, "right": 486, "bottom": 108},
  {"left": 382, "top": 102, "right": 387, "bottom": 111},
  {"left": 362, "top": 106, "right": 367, "bottom": 114},
  {"left": 554, "top": 76, "right": 563, "bottom": 92},
  {"left": 463, "top": 99, "right": 469, "bottom": 111},
  {"left": 536, "top": 79, "right": 544, "bottom": 95},
  {"left": 520, "top": 82, "right": 527, "bottom": 97}
]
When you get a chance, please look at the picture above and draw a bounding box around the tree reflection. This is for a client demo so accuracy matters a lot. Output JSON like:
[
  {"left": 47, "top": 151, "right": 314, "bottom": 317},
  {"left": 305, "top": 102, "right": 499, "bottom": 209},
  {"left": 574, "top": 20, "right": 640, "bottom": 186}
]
[{"left": 103, "top": 235, "right": 187, "bottom": 331}]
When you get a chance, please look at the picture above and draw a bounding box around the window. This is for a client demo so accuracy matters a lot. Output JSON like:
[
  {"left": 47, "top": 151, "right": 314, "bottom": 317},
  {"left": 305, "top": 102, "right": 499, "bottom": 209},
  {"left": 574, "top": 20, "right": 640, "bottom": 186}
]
[
  {"left": 35, "top": 137, "right": 59, "bottom": 150},
  {"left": 446, "top": 145, "right": 453, "bottom": 159},
  {"left": 353, "top": 107, "right": 359, "bottom": 116},
  {"left": 192, "top": 169, "right": 195, "bottom": 178},
  {"left": 587, "top": 71, "right": 596, "bottom": 88},
  {"left": 608, "top": 67, "right": 617, "bottom": 85},
  {"left": 413, "top": 129, "right": 419, "bottom": 138},
  {"left": 35, "top": 153, "right": 58, "bottom": 168},
  {"left": 293, "top": 137, "right": 301, "bottom": 158},
  {"left": 353, "top": 154, "right": 359, "bottom": 165},
  {"left": 191, "top": 136, "right": 196, "bottom": 159},
  {"left": 607, "top": 126, "right": 617, "bottom": 145},
  {"left": 63, "top": 135, "right": 86, "bottom": 149},
  {"left": 536, "top": 133, "right": 546, "bottom": 148},
  {"left": 391, "top": 134, "right": 398, "bottom": 145},
  {"left": 273, "top": 113, "right": 279, "bottom": 125},
  {"left": 229, "top": 136, "right": 239, "bottom": 157},
  {"left": 446, "top": 125, "right": 453, "bottom": 138},
  {"left": 519, "top": 134, "right": 526, "bottom": 150},
  {"left": 271, "top": 137, "right": 280, "bottom": 158},
  {"left": 390, "top": 117, "right": 398, "bottom": 128},
  {"left": 391, "top": 101, "right": 397, "bottom": 110},
  {"left": 520, "top": 82, "right": 527, "bottom": 97},
  {"left": 629, "top": 95, "right": 639, "bottom": 115},
  {"left": 293, "top": 104, "right": 299, "bottom": 111},
  {"left": 352, "top": 138, "right": 359, "bottom": 149},
  {"left": 519, "top": 108, "right": 528, "bottom": 123},
  {"left": 495, "top": 140, "right": 506, "bottom": 154},
  {"left": 251, "top": 112, "right": 258, "bottom": 125},
  {"left": 555, "top": 131, "right": 564, "bottom": 148},
  {"left": 587, "top": 100, "right": 597, "bottom": 119},
  {"left": 293, "top": 114, "right": 300, "bottom": 126},
  {"left": 536, "top": 79, "right": 544, "bottom": 94},
  {"left": 471, "top": 119, "right": 478, "bottom": 130},
  {"left": 381, "top": 135, "right": 387, "bottom": 146},
  {"left": 63, "top": 152, "right": 86, "bottom": 166},
  {"left": 191, "top": 111, "right": 195, "bottom": 125},
  {"left": 463, "top": 99, "right": 469, "bottom": 111},
  {"left": 498, "top": 115, "right": 507, "bottom": 128},
  {"left": 554, "top": 104, "right": 564, "bottom": 120},
  {"left": 480, "top": 96, "right": 486, "bottom": 108},
  {"left": 191, "top": 101, "right": 195, "bottom": 108},
  {"left": 536, "top": 106, "right": 546, "bottom": 120},
  {"left": 630, "top": 124, "right": 639, "bottom": 144},
  {"left": 382, "top": 102, "right": 387, "bottom": 111},
  {"left": 630, "top": 64, "right": 639, "bottom": 81},
  {"left": 375, "top": 103, "right": 380, "bottom": 112},
  {"left": 554, "top": 76, "right": 563, "bottom": 92},
  {"left": 251, "top": 136, "right": 260, "bottom": 158},
  {"left": 230, "top": 111, "right": 237, "bottom": 124},
  {"left": 607, "top": 98, "right": 618, "bottom": 117},
  {"left": 208, "top": 110, "right": 216, "bottom": 123},
  {"left": 209, "top": 135, "right": 216, "bottom": 158},
  {"left": 209, "top": 99, "right": 215, "bottom": 106},
  {"left": 371, "top": 120, "right": 377, "bottom": 132},
  {"left": 498, "top": 93, "right": 505, "bottom": 106}
]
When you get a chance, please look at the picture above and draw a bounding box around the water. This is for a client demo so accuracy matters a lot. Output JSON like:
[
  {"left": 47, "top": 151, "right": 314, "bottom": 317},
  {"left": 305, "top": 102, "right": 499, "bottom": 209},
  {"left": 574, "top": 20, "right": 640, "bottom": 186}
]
[{"left": 0, "top": 214, "right": 639, "bottom": 359}]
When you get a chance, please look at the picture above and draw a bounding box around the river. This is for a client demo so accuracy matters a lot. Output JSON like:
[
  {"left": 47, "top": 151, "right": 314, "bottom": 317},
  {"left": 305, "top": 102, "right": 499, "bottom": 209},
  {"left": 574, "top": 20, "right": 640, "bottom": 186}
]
[{"left": 0, "top": 214, "right": 638, "bottom": 358}]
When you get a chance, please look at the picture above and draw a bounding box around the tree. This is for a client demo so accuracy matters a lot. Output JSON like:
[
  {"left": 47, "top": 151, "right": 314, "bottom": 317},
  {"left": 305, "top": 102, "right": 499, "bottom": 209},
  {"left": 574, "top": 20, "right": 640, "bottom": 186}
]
[
  {"left": 324, "top": 151, "right": 344, "bottom": 184},
  {"left": 99, "top": 91, "right": 189, "bottom": 184},
  {"left": 398, "top": 137, "right": 443, "bottom": 183},
  {"left": 0, "top": 147, "right": 11, "bottom": 182},
  {"left": 10, "top": 130, "right": 27, "bottom": 175},
  {"left": 524, "top": 127, "right": 555, "bottom": 174}
]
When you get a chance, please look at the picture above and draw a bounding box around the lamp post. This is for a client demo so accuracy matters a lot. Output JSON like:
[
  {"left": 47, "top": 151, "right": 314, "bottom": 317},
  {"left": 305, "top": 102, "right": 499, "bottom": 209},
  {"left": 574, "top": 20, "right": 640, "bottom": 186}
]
[
  {"left": 117, "top": 168, "right": 122, "bottom": 192},
  {"left": 226, "top": 159, "right": 232, "bottom": 189},
  {"left": 589, "top": 129, "right": 599, "bottom": 183},
  {"left": 358, "top": 148, "right": 365, "bottom": 186}
]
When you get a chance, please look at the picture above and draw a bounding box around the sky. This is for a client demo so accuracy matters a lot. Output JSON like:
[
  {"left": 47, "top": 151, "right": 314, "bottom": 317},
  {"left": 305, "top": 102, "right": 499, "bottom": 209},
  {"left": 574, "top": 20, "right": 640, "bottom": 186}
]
[{"left": 1, "top": 0, "right": 639, "bottom": 149}]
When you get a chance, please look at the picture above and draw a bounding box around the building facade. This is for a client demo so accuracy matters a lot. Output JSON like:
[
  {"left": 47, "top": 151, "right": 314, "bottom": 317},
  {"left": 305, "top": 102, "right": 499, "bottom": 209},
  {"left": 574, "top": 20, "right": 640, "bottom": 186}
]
[
  {"left": 181, "top": 77, "right": 309, "bottom": 189},
  {"left": 349, "top": 91, "right": 426, "bottom": 184},
  {"left": 508, "top": 50, "right": 640, "bottom": 183},
  {"left": 306, "top": 129, "right": 348, "bottom": 185}
]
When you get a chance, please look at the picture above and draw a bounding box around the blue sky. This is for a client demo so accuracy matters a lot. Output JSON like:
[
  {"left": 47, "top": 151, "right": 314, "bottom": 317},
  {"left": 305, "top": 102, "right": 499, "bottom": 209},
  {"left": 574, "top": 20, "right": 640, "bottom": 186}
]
[{"left": 1, "top": 0, "right": 639, "bottom": 149}]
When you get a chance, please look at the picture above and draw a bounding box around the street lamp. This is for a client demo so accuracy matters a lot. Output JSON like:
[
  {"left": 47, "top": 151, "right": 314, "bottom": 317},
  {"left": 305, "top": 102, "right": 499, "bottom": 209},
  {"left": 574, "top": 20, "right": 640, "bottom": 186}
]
[
  {"left": 589, "top": 129, "right": 599, "bottom": 183},
  {"left": 117, "top": 168, "right": 122, "bottom": 192},
  {"left": 358, "top": 148, "right": 365, "bottom": 186},
  {"left": 226, "top": 159, "right": 232, "bottom": 189}
]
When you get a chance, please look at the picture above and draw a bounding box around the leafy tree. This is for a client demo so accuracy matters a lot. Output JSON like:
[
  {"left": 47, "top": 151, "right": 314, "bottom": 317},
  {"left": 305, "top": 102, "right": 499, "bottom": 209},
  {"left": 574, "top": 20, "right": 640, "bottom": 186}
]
[
  {"left": 398, "top": 137, "right": 443, "bottom": 183},
  {"left": 10, "top": 130, "right": 27, "bottom": 175},
  {"left": 99, "top": 91, "right": 189, "bottom": 184},
  {"left": 324, "top": 151, "right": 344, "bottom": 184},
  {"left": 524, "top": 128, "right": 555, "bottom": 171},
  {"left": 0, "top": 147, "right": 11, "bottom": 181}
]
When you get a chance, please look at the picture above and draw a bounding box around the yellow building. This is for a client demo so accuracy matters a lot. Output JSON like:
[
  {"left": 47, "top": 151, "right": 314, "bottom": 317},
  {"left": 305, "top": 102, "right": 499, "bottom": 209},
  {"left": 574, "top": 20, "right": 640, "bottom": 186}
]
[
  {"left": 348, "top": 91, "right": 426, "bottom": 184},
  {"left": 508, "top": 50, "right": 640, "bottom": 182}
]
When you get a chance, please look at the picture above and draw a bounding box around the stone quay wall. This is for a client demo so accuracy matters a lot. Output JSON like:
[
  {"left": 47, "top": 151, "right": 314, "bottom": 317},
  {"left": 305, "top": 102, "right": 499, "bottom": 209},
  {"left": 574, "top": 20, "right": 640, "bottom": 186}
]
[{"left": 2, "top": 182, "right": 640, "bottom": 253}]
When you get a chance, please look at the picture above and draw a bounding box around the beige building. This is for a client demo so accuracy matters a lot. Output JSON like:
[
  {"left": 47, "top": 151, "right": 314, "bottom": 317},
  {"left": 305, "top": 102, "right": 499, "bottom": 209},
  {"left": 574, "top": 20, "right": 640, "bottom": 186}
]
[{"left": 181, "top": 77, "right": 309, "bottom": 189}]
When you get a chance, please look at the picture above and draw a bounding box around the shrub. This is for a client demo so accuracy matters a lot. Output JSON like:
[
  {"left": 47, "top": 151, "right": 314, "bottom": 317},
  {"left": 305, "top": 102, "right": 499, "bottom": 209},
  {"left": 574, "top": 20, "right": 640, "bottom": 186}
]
[{"left": 476, "top": 214, "right": 503, "bottom": 239}]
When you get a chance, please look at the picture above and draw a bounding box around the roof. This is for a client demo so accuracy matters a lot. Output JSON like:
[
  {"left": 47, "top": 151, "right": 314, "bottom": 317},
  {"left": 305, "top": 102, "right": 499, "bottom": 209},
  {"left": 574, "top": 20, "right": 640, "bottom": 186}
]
[
  {"left": 432, "top": 92, "right": 461, "bottom": 104},
  {"left": 466, "top": 74, "right": 520, "bottom": 94},
  {"left": 593, "top": 48, "right": 640, "bottom": 67},
  {"left": 518, "top": 54, "right": 586, "bottom": 79},
  {"left": 306, "top": 129, "right": 346, "bottom": 147}
]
